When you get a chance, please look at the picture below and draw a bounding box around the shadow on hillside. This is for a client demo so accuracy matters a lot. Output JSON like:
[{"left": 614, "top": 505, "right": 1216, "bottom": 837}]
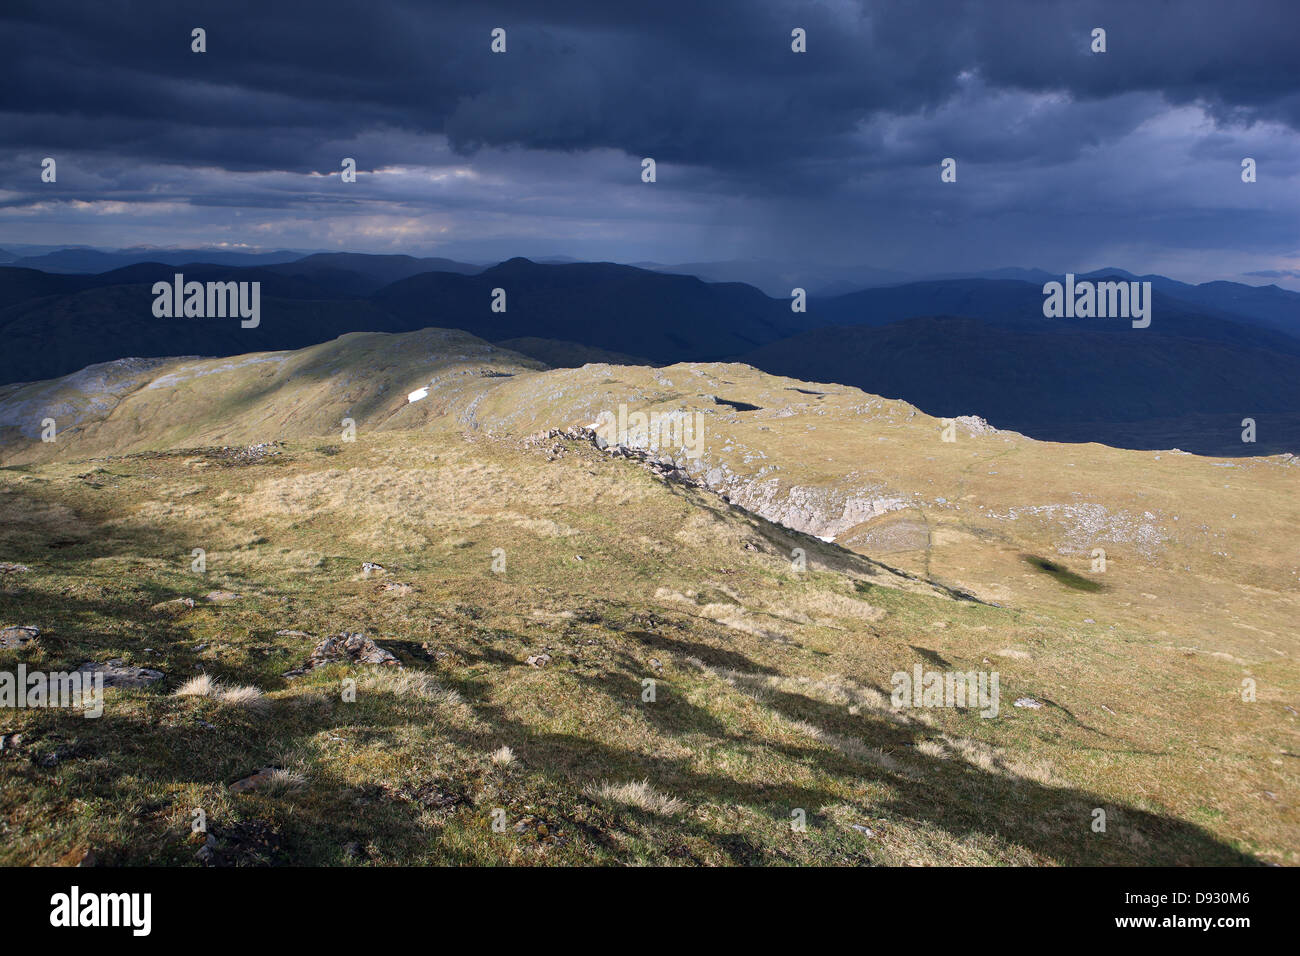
[
  {"left": 427, "top": 671, "right": 1256, "bottom": 865},
  {"left": 0, "top": 475, "right": 1261, "bottom": 866}
]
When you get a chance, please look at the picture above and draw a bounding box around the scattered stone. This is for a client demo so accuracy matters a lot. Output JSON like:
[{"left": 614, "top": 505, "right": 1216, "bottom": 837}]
[
  {"left": 179, "top": 442, "right": 284, "bottom": 467},
  {"left": 0, "top": 562, "right": 30, "bottom": 574},
  {"left": 649, "top": 658, "right": 663, "bottom": 672},
  {"left": 380, "top": 582, "right": 414, "bottom": 595},
  {"left": 76, "top": 659, "right": 165, "bottom": 688},
  {"left": 361, "top": 562, "right": 385, "bottom": 576},
  {"left": 526, "top": 653, "right": 552, "bottom": 668},
  {"left": 284, "top": 632, "right": 399, "bottom": 677},
  {"left": 0, "top": 625, "right": 40, "bottom": 649},
  {"left": 194, "top": 821, "right": 286, "bottom": 866},
  {"left": 205, "top": 590, "right": 240, "bottom": 603},
  {"left": 150, "top": 597, "right": 195, "bottom": 615},
  {"left": 574, "top": 554, "right": 584, "bottom": 562},
  {"left": 389, "top": 782, "right": 465, "bottom": 814},
  {"left": 229, "top": 768, "right": 281, "bottom": 793},
  {"left": 511, "top": 813, "right": 565, "bottom": 847},
  {"left": 0, "top": 733, "right": 22, "bottom": 752},
  {"left": 849, "top": 824, "right": 876, "bottom": 837},
  {"left": 1013, "top": 697, "right": 1044, "bottom": 709},
  {"left": 274, "top": 629, "right": 313, "bottom": 639}
]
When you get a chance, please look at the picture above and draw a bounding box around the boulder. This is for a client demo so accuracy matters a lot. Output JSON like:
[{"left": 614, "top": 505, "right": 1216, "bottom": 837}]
[
  {"left": 76, "top": 659, "right": 165, "bottom": 688},
  {"left": 150, "top": 597, "right": 196, "bottom": 615},
  {"left": 284, "top": 632, "right": 398, "bottom": 676},
  {"left": 0, "top": 625, "right": 40, "bottom": 650}
]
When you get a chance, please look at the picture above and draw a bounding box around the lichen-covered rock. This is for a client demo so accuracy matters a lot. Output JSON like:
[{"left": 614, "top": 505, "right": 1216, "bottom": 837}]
[
  {"left": 283, "top": 632, "right": 398, "bottom": 676},
  {"left": 76, "top": 659, "right": 165, "bottom": 688},
  {"left": 150, "top": 597, "right": 196, "bottom": 615},
  {"left": 0, "top": 625, "right": 40, "bottom": 649}
]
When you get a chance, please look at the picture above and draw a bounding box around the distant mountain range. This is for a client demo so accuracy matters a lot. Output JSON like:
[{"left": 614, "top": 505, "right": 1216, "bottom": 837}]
[{"left": 0, "top": 250, "right": 1296, "bottom": 455}]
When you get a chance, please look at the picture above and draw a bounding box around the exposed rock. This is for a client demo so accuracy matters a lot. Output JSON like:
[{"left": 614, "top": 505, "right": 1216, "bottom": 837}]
[
  {"left": 531, "top": 426, "right": 703, "bottom": 487},
  {"left": 511, "top": 813, "right": 567, "bottom": 848},
  {"left": 150, "top": 597, "right": 195, "bottom": 615},
  {"left": 183, "top": 442, "right": 284, "bottom": 467},
  {"left": 526, "top": 653, "right": 552, "bottom": 667},
  {"left": 0, "top": 625, "right": 40, "bottom": 649},
  {"left": 194, "top": 820, "right": 287, "bottom": 866},
  {"left": 0, "top": 562, "right": 30, "bottom": 574},
  {"left": 1013, "top": 697, "right": 1044, "bottom": 709},
  {"left": 284, "top": 632, "right": 399, "bottom": 676},
  {"left": 388, "top": 781, "right": 465, "bottom": 815},
  {"left": 361, "top": 561, "right": 385, "bottom": 576},
  {"left": 379, "top": 582, "right": 414, "bottom": 595},
  {"left": 274, "top": 629, "right": 314, "bottom": 638},
  {"left": 229, "top": 768, "right": 282, "bottom": 793},
  {"left": 951, "top": 415, "right": 997, "bottom": 437},
  {"left": 76, "top": 659, "right": 165, "bottom": 688}
]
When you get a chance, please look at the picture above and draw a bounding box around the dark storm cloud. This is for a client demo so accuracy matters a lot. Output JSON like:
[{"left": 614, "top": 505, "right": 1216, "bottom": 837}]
[
  {"left": 4, "top": 0, "right": 1298, "bottom": 177},
  {"left": 1, "top": 0, "right": 1297, "bottom": 284}
]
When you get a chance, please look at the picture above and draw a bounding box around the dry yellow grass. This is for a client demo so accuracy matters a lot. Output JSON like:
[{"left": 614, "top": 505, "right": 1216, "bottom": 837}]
[{"left": 0, "top": 327, "right": 1294, "bottom": 865}]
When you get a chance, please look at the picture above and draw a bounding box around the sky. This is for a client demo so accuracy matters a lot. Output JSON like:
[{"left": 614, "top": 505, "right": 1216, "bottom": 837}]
[{"left": 2, "top": 0, "right": 1298, "bottom": 287}]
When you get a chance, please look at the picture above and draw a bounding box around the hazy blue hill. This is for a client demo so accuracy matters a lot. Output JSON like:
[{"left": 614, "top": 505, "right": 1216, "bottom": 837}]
[
  {"left": 1, "top": 256, "right": 1295, "bottom": 455},
  {"left": 93, "top": 262, "right": 362, "bottom": 301},
  {"left": 375, "top": 257, "right": 807, "bottom": 362},
  {"left": 0, "top": 282, "right": 403, "bottom": 384},
  {"left": 10, "top": 247, "right": 308, "bottom": 273},
  {"left": 815, "top": 277, "right": 1300, "bottom": 349},
  {"left": 265, "top": 252, "right": 483, "bottom": 295},
  {"left": 0, "top": 267, "right": 103, "bottom": 310},
  {"left": 741, "top": 316, "right": 1300, "bottom": 454}
]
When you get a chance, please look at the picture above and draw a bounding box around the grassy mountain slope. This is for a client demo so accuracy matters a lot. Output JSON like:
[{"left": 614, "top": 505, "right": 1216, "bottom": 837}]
[{"left": 0, "top": 328, "right": 1295, "bottom": 865}]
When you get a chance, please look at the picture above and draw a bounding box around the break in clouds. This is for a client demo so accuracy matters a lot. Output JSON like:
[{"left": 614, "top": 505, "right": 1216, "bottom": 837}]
[{"left": 2, "top": 0, "right": 1298, "bottom": 284}]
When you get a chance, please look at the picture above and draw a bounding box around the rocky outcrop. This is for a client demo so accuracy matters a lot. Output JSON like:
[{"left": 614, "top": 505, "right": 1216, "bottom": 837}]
[
  {"left": 530, "top": 426, "right": 908, "bottom": 542},
  {"left": 283, "top": 632, "right": 399, "bottom": 677},
  {"left": 709, "top": 475, "right": 908, "bottom": 541}
]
